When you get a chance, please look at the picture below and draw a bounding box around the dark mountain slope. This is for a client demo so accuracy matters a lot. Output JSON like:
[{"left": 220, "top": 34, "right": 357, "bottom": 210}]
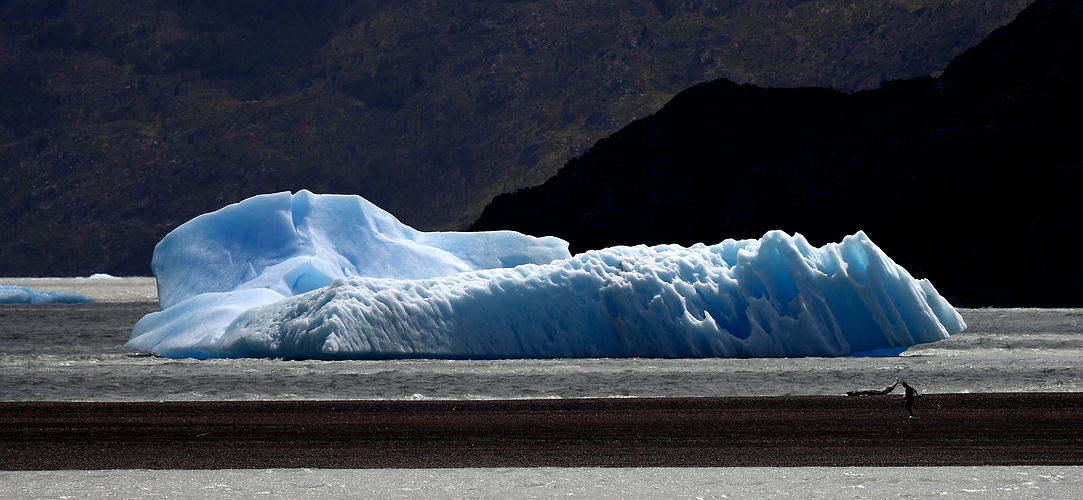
[
  {"left": 472, "top": 0, "right": 1083, "bottom": 307},
  {"left": 0, "top": 0, "right": 1028, "bottom": 276}
]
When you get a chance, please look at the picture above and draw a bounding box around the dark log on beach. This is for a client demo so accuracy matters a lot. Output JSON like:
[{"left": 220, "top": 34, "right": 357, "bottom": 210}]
[
  {"left": 847, "top": 378, "right": 900, "bottom": 396},
  {"left": 3, "top": 394, "right": 1083, "bottom": 470}
]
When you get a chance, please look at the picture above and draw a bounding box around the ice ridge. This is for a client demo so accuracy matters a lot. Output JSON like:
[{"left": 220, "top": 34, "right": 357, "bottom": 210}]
[{"left": 126, "top": 191, "right": 965, "bottom": 359}]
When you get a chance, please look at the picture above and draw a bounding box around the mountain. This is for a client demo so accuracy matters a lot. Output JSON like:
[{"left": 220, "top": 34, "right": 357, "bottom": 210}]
[
  {"left": 472, "top": 0, "right": 1083, "bottom": 307},
  {"left": 0, "top": 0, "right": 1028, "bottom": 276}
]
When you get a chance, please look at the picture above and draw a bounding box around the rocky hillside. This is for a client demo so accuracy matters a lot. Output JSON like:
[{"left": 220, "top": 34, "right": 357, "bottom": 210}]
[
  {"left": 0, "top": 0, "right": 1027, "bottom": 276},
  {"left": 472, "top": 0, "right": 1083, "bottom": 307}
]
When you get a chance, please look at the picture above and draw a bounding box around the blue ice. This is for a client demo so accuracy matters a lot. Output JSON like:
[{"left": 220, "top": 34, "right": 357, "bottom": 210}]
[
  {"left": 0, "top": 285, "right": 94, "bottom": 304},
  {"left": 126, "top": 191, "right": 965, "bottom": 359}
]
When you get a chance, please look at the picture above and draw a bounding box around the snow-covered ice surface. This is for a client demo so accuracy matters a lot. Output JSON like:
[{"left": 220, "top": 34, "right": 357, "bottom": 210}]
[
  {"left": 3, "top": 467, "right": 1081, "bottom": 499},
  {"left": 124, "top": 191, "right": 964, "bottom": 359},
  {"left": 0, "top": 284, "right": 93, "bottom": 304},
  {"left": 148, "top": 190, "right": 570, "bottom": 310}
]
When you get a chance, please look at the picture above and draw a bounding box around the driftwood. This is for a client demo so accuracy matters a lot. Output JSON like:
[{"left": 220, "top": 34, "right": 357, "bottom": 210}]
[{"left": 847, "top": 378, "right": 899, "bottom": 396}]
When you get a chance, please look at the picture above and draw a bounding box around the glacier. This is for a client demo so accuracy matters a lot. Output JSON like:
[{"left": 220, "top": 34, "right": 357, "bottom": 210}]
[
  {"left": 0, "top": 285, "right": 94, "bottom": 304},
  {"left": 126, "top": 190, "right": 965, "bottom": 359}
]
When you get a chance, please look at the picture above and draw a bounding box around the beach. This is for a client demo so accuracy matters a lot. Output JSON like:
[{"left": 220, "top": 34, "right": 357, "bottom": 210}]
[{"left": 4, "top": 394, "right": 1082, "bottom": 470}]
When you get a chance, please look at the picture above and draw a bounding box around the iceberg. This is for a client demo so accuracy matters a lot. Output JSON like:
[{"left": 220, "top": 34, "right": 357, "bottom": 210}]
[
  {"left": 0, "top": 285, "right": 94, "bottom": 304},
  {"left": 76, "top": 273, "right": 119, "bottom": 280},
  {"left": 126, "top": 190, "right": 965, "bottom": 359}
]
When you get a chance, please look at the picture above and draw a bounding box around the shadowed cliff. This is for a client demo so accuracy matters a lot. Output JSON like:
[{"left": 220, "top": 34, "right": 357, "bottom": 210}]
[{"left": 472, "top": 0, "right": 1083, "bottom": 307}]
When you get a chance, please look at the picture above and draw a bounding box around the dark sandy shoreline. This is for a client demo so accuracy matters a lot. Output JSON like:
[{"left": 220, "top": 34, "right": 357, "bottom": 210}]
[{"left": 3, "top": 393, "right": 1082, "bottom": 470}]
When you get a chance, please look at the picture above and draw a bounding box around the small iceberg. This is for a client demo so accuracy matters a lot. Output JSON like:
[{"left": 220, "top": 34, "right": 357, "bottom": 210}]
[
  {"left": 126, "top": 190, "right": 965, "bottom": 359},
  {"left": 76, "top": 273, "right": 120, "bottom": 280},
  {"left": 0, "top": 285, "right": 94, "bottom": 304}
]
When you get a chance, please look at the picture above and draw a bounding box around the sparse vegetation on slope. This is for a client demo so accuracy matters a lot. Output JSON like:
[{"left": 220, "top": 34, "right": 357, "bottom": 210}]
[{"left": 0, "top": 0, "right": 1028, "bottom": 275}]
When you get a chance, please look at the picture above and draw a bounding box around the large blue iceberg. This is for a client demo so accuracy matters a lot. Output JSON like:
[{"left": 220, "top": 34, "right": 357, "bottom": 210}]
[{"left": 126, "top": 190, "right": 965, "bottom": 359}]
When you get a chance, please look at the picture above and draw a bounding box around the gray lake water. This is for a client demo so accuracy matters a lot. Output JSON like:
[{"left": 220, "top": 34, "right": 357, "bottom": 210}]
[
  {"left": 1, "top": 278, "right": 1080, "bottom": 401},
  {"left": 4, "top": 467, "right": 1081, "bottom": 499}
]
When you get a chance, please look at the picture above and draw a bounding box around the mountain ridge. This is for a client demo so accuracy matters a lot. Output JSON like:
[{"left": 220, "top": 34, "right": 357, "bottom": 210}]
[
  {"left": 0, "top": 0, "right": 1028, "bottom": 276},
  {"left": 471, "top": 0, "right": 1083, "bottom": 307}
]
